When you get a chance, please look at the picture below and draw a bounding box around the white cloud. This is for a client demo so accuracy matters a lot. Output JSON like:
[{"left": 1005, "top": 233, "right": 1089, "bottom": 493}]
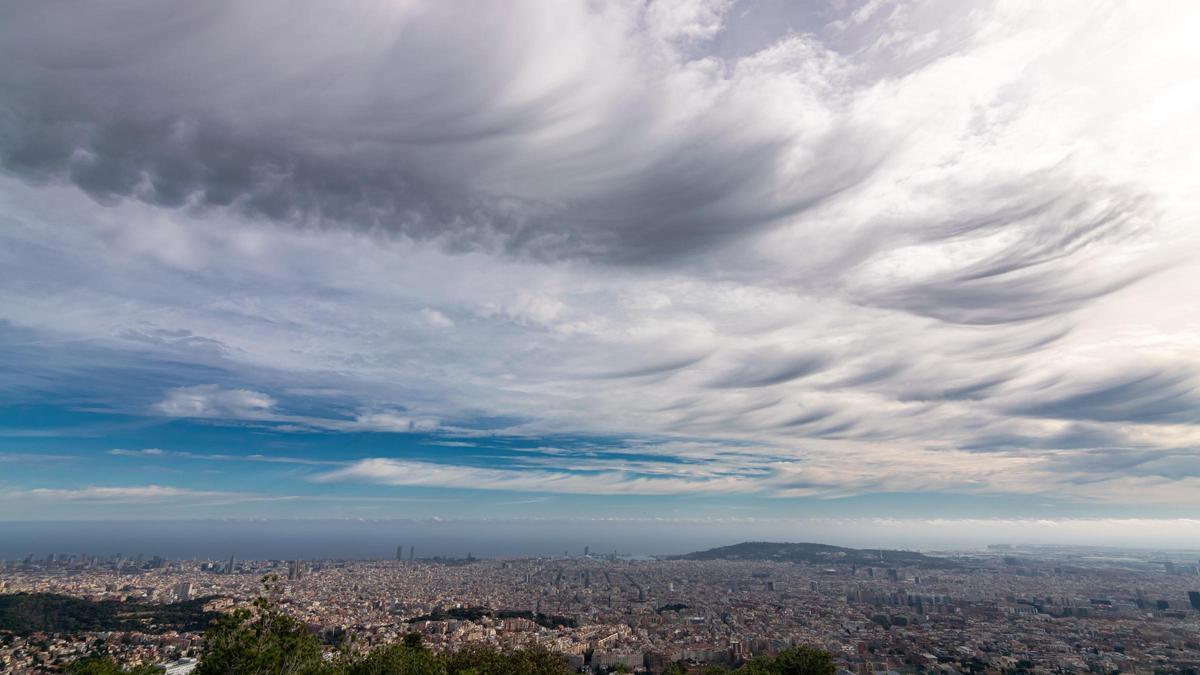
[
  {"left": 4, "top": 485, "right": 241, "bottom": 502},
  {"left": 419, "top": 308, "right": 455, "bottom": 329},
  {"left": 149, "top": 386, "right": 438, "bottom": 433},
  {"left": 107, "top": 447, "right": 343, "bottom": 466},
  {"left": 153, "top": 384, "right": 276, "bottom": 418},
  {"left": 313, "top": 458, "right": 760, "bottom": 496}
]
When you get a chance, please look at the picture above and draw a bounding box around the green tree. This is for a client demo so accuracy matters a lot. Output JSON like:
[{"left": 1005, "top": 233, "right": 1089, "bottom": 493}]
[
  {"left": 441, "top": 645, "right": 573, "bottom": 675},
  {"left": 340, "top": 632, "right": 443, "bottom": 675},
  {"left": 739, "top": 646, "right": 835, "bottom": 675},
  {"left": 65, "top": 655, "right": 163, "bottom": 675},
  {"left": 195, "top": 575, "right": 328, "bottom": 675}
]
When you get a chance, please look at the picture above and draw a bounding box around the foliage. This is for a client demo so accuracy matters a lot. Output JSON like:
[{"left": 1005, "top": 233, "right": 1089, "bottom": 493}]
[
  {"left": 739, "top": 646, "right": 836, "bottom": 675},
  {"left": 440, "top": 644, "right": 574, "bottom": 675},
  {"left": 0, "top": 593, "right": 218, "bottom": 636},
  {"left": 655, "top": 603, "right": 690, "bottom": 614},
  {"left": 494, "top": 609, "right": 577, "bottom": 629},
  {"left": 407, "top": 606, "right": 576, "bottom": 629},
  {"left": 64, "top": 655, "right": 164, "bottom": 674},
  {"left": 194, "top": 576, "right": 326, "bottom": 675},
  {"left": 338, "top": 633, "right": 442, "bottom": 675}
]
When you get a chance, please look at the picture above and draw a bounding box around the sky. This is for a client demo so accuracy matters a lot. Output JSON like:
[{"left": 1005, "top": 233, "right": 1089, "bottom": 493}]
[{"left": 1, "top": 0, "right": 1199, "bottom": 550}]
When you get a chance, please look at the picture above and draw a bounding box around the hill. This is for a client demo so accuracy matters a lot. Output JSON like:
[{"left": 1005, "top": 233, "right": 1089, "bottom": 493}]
[
  {"left": 0, "top": 592, "right": 220, "bottom": 636},
  {"left": 671, "top": 541, "right": 958, "bottom": 568}
]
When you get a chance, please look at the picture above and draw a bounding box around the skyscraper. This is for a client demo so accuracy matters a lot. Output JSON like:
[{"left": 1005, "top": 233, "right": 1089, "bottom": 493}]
[
  {"left": 397, "top": 545, "right": 404, "bottom": 561},
  {"left": 1189, "top": 591, "right": 1200, "bottom": 610},
  {"left": 409, "top": 546, "right": 415, "bottom": 561},
  {"left": 226, "top": 555, "right": 236, "bottom": 575}
]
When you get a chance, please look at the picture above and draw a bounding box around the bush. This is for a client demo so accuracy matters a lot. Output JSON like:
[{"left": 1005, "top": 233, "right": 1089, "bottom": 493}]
[{"left": 65, "top": 656, "right": 163, "bottom": 675}]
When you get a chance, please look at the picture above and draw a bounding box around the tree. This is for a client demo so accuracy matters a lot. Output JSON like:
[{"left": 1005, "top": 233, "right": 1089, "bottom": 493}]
[
  {"left": 739, "top": 647, "right": 835, "bottom": 675},
  {"left": 340, "top": 632, "right": 443, "bottom": 675},
  {"left": 65, "top": 655, "right": 164, "bottom": 675},
  {"left": 441, "top": 645, "right": 574, "bottom": 675},
  {"left": 194, "top": 575, "right": 328, "bottom": 675}
]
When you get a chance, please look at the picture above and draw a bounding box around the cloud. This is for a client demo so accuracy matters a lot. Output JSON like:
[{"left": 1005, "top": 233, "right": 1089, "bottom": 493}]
[
  {"left": 0, "top": 0, "right": 842, "bottom": 264},
  {"left": 313, "top": 458, "right": 762, "bottom": 496},
  {"left": 153, "top": 384, "right": 275, "bottom": 418},
  {"left": 150, "top": 385, "right": 438, "bottom": 433},
  {"left": 0, "top": 452, "right": 76, "bottom": 462},
  {"left": 0, "top": 0, "right": 1198, "bottom": 512},
  {"left": 1002, "top": 367, "right": 1200, "bottom": 425},
  {"left": 4, "top": 485, "right": 242, "bottom": 502},
  {"left": 419, "top": 308, "right": 455, "bottom": 329},
  {"left": 107, "top": 447, "right": 342, "bottom": 466},
  {"left": 708, "top": 350, "right": 830, "bottom": 388}
]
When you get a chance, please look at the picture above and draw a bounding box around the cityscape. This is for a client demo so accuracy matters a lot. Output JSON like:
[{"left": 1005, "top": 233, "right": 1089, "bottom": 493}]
[{"left": 3, "top": 543, "right": 1200, "bottom": 673}]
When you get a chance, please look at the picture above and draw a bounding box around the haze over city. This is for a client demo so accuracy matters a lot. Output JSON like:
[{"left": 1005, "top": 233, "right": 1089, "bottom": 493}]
[{"left": 2, "top": 0, "right": 1199, "bottom": 553}]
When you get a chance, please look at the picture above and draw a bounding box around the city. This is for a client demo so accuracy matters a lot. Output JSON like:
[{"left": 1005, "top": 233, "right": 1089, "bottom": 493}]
[{"left": 3, "top": 543, "right": 1200, "bottom": 673}]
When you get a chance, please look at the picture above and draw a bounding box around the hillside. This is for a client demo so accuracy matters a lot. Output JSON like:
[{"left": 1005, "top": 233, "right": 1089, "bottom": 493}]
[
  {"left": 671, "top": 542, "right": 958, "bottom": 568},
  {"left": 0, "top": 592, "right": 219, "bottom": 636}
]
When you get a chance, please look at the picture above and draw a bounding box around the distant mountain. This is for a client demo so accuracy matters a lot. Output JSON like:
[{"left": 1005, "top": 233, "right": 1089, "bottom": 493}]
[{"left": 671, "top": 542, "right": 958, "bottom": 568}]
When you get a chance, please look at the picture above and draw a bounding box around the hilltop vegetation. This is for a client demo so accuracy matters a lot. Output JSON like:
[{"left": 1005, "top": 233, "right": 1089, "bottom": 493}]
[
  {"left": 672, "top": 541, "right": 957, "bottom": 569},
  {"left": 406, "top": 606, "right": 576, "bottom": 629},
  {"left": 0, "top": 593, "right": 219, "bottom": 636}
]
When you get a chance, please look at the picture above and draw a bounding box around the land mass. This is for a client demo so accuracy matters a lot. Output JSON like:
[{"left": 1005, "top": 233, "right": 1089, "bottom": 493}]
[
  {"left": 671, "top": 541, "right": 958, "bottom": 568},
  {"left": 0, "top": 592, "right": 220, "bottom": 636}
]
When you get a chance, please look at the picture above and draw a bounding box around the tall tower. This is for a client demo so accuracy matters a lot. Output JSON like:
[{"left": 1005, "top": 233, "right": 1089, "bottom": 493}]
[
  {"left": 397, "top": 545, "right": 404, "bottom": 562},
  {"left": 409, "top": 546, "right": 415, "bottom": 561},
  {"left": 227, "top": 555, "right": 236, "bottom": 575}
]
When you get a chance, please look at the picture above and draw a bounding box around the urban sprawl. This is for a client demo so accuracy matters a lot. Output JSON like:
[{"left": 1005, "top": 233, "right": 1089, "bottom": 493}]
[{"left": 2, "top": 545, "right": 1200, "bottom": 673}]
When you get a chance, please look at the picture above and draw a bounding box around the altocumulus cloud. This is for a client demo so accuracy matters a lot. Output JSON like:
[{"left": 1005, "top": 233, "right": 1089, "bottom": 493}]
[{"left": 0, "top": 0, "right": 1199, "bottom": 509}]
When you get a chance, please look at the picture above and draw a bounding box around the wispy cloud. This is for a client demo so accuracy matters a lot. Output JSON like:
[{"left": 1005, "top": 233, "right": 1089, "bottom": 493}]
[
  {"left": 4, "top": 485, "right": 244, "bottom": 503},
  {"left": 150, "top": 385, "right": 438, "bottom": 433},
  {"left": 107, "top": 447, "right": 343, "bottom": 466}
]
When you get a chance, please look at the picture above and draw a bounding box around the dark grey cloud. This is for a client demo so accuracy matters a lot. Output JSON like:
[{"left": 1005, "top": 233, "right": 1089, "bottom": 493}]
[
  {"left": 1007, "top": 368, "right": 1200, "bottom": 425},
  {"left": 777, "top": 407, "right": 836, "bottom": 428},
  {"left": 960, "top": 424, "right": 1129, "bottom": 453},
  {"left": 708, "top": 351, "right": 830, "bottom": 389},
  {"left": 0, "top": 0, "right": 864, "bottom": 265},
  {"left": 857, "top": 180, "right": 1156, "bottom": 325},
  {"left": 898, "top": 373, "right": 1013, "bottom": 403},
  {"left": 591, "top": 353, "right": 711, "bottom": 380}
]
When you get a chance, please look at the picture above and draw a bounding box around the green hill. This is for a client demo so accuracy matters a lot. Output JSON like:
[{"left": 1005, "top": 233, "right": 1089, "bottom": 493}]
[
  {"left": 0, "top": 592, "right": 220, "bottom": 636},
  {"left": 671, "top": 541, "right": 958, "bottom": 568}
]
